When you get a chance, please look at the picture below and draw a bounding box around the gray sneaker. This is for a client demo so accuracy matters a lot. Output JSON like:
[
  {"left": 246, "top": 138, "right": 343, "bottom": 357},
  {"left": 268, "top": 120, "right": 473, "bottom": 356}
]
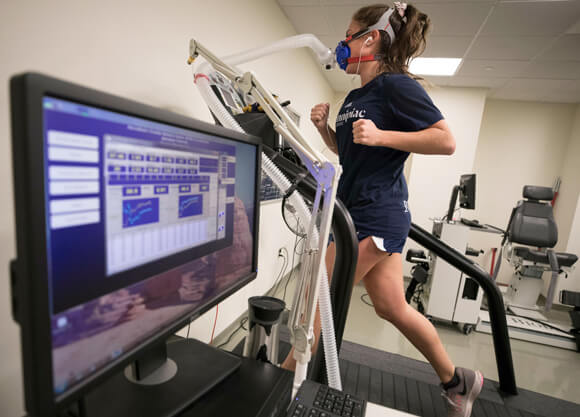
[{"left": 441, "top": 367, "right": 484, "bottom": 417}]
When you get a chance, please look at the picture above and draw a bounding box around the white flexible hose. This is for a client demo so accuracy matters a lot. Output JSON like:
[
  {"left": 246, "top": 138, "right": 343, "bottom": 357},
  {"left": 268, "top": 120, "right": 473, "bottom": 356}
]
[
  {"left": 194, "top": 73, "right": 341, "bottom": 391},
  {"left": 262, "top": 156, "right": 342, "bottom": 394},
  {"left": 223, "top": 34, "right": 333, "bottom": 68}
]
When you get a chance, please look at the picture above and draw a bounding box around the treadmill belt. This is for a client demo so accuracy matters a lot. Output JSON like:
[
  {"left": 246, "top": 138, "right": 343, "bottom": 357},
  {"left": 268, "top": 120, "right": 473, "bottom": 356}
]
[
  {"left": 234, "top": 328, "right": 579, "bottom": 417},
  {"left": 333, "top": 340, "right": 579, "bottom": 417}
]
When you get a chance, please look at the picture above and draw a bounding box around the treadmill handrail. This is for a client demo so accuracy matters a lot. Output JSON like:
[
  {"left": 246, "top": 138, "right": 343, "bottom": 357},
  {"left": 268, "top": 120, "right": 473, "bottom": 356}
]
[
  {"left": 409, "top": 222, "right": 518, "bottom": 395},
  {"left": 265, "top": 148, "right": 517, "bottom": 395}
]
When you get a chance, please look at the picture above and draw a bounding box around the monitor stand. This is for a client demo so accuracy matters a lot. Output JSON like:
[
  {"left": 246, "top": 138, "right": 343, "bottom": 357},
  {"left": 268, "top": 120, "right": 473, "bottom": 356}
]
[
  {"left": 446, "top": 184, "right": 461, "bottom": 223},
  {"left": 81, "top": 338, "right": 241, "bottom": 417}
]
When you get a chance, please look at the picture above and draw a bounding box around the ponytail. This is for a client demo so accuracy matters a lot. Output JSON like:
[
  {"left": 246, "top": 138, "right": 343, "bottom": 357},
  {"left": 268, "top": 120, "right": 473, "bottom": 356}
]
[{"left": 352, "top": 3, "right": 431, "bottom": 77}]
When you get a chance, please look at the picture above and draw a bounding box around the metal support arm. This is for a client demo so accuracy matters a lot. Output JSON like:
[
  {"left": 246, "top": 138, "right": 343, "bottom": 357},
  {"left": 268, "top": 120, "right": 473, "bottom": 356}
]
[{"left": 188, "top": 38, "right": 341, "bottom": 392}]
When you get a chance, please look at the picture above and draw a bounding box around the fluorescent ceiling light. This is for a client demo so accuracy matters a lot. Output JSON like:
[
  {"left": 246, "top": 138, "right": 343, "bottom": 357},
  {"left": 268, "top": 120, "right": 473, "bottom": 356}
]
[{"left": 409, "top": 57, "right": 462, "bottom": 76}]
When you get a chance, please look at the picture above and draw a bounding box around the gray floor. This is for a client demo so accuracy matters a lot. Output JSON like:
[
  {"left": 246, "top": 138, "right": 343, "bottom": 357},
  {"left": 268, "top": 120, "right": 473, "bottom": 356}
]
[
  {"left": 214, "top": 273, "right": 580, "bottom": 405},
  {"left": 345, "top": 283, "right": 580, "bottom": 404}
]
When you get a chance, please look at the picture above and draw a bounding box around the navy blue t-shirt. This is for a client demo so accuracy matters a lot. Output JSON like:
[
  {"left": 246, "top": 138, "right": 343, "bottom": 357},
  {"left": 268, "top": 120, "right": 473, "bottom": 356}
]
[{"left": 335, "top": 73, "right": 443, "bottom": 252}]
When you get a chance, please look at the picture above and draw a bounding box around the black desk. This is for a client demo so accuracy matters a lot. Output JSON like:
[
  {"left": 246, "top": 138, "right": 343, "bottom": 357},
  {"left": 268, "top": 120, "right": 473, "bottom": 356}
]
[
  {"left": 43, "top": 340, "right": 293, "bottom": 417},
  {"left": 179, "top": 354, "right": 293, "bottom": 417}
]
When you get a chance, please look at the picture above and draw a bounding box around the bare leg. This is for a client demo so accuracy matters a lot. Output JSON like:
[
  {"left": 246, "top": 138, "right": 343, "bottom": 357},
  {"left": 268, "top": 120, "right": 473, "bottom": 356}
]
[
  {"left": 363, "top": 252, "right": 455, "bottom": 383},
  {"left": 281, "top": 238, "right": 385, "bottom": 370}
]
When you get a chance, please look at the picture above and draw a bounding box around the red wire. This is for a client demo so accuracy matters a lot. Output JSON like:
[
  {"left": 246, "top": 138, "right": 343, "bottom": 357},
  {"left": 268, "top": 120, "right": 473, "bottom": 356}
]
[{"left": 210, "top": 304, "right": 219, "bottom": 344}]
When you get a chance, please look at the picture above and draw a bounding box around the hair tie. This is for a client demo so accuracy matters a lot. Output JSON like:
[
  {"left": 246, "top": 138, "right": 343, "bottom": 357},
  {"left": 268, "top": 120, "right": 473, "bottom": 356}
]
[{"left": 394, "top": 2, "right": 407, "bottom": 23}]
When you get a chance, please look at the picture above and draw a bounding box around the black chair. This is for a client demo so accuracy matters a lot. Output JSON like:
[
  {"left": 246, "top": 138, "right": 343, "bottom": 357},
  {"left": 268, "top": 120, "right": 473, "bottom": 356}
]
[{"left": 496, "top": 186, "right": 578, "bottom": 311}]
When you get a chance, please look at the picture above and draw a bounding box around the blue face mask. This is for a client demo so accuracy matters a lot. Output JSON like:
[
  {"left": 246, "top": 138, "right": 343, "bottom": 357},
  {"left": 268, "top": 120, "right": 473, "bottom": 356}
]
[
  {"left": 335, "top": 29, "right": 367, "bottom": 70},
  {"left": 335, "top": 8, "right": 397, "bottom": 71}
]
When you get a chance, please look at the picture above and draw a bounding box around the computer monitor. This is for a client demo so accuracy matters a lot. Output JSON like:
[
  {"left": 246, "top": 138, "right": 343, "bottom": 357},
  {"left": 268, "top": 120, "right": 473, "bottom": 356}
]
[
  {"left": 446, "top": 174, "right": 476, "bottom": 222},
  {"left": 459, "top": 174, "right": 476, "bottom": 210},
  {"left": 10, "top": 73, "right": 261, "bottom": 416}
]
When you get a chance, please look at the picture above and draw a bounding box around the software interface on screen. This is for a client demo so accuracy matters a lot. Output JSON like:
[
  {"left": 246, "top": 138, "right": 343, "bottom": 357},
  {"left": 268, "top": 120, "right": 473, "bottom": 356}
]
[{"left": 42, "top": 97, "right": 256, "bottom": 395}]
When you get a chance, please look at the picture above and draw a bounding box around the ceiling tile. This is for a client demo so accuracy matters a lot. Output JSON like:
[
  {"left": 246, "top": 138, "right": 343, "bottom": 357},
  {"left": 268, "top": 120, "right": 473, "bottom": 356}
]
[
  {"left": 540, "top": 91, "right": 580, "bottom": 104},
  {"left": 567, "top": 18, "right": 580, "bottom": 34},
  {"left": 491, "top": 79, "right": 561, "bottom": 101},
  {"left": 276, "top": 0, "right": 580, "bottom": 103},
  {"left": 536, "top": 34, "right": 580, "bottom": 61},
  {"left": 432, "top": 76, "right": 510, "bottom": 89},
  {"left": 278, "top": 0, "right": 319, "bottom": 6},
  {"left": 324, "top": 6, "right": 357, "bottom": 38},
  {"left": 413, "top": 2, "right": 494, "bottom": 37},
  {"left": 481, "top": 1, "right": 580, "bottom": 36},
  {"left": 466, "top": 36, "right": 554, "bottom": 60},
  {"left": 319, "top": 0, "right": 369, "bottom": 5},
  {"left": 281, "top": 6, "right": 332, "bottom": 36},
  {"left": 522, "top": 61, "right": 580, "bottom": 80},
  {"left": 424, "top": 75, "right": 454, "bottom": 87},
  {"left": 491, "top": 78, "right": 580, "bottom": 103},
  {"left": 457, "top": 59, "right": 529, "bottom": 78},
  {"left": 423, "top": 36, "right": 472, "bottom": 58}
]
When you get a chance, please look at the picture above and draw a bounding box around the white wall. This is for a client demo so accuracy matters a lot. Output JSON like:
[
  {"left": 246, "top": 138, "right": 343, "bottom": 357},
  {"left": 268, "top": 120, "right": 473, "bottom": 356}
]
[
  {"left": 0, "top": 1, "right": 335, "bottom": 415},
  {"left": 403, "top": 87, "right": 488, "bottom": 276},
  {"left": 557, "top": 194, "right": 580, "bottom": 294},
  {"left": 553, "top": 105, "right": 580, "bottom": 252},
  {"left": 544, "top": 105, "right": 580, "bottom": 301},
  {"left": 470, "top": 100, "right": 577, "bottom": 284}
]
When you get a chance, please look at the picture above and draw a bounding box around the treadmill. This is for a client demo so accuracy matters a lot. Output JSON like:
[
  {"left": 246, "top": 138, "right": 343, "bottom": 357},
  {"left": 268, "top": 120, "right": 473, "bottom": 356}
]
[{"left": 262, "top": 149, "right": 580, "bottom": 417}]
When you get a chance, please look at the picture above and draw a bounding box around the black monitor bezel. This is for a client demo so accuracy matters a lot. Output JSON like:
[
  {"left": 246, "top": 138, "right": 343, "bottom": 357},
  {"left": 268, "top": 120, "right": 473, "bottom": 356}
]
[
  {"left": 459, "top": 173, "right": 476, "bottom": 210},
  {"left": 10, "top": 72, "right": 262, "bottom": 415}
]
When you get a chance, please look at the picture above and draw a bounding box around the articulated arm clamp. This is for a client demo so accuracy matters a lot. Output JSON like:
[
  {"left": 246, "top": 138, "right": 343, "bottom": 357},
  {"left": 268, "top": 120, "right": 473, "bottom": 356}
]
[{"left": 188, "top": 37, "right": 341, "bottom": 394}]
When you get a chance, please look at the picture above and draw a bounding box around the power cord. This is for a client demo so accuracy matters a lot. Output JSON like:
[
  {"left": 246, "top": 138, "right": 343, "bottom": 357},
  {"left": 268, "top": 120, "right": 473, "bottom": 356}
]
[
  {"left": 215, "top": 242, "right": 294, "bottom": 350},
  {"left": 361, "top": 293, "right": 374, "bottom": 307},
  {"left": 441, "top": 207, "right": 460, "bottom": 221},
  {"left": 272, "top": 248, "right": 289, "bottom": 296},
  {"left": 281, "top": 174, "right": 309, "bottom": 238},
  {"left": 186, "top": 316, "right": 192, "bottom": 339},
  {"left": 210, "top": 305, "right": 219, "bottom": 344},
  {"left": 216, "top": 317, "right": 249, "bottom": 349},
  {"left": 284, "top": 234, "right": 305, "bottom": 302}
]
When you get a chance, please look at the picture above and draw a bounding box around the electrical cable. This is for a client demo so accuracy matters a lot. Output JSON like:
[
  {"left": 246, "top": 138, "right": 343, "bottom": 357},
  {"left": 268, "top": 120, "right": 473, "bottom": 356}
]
[
  {"left": 411, "top": 283, "right": 425, "bottom": 314},
  {"left": 273, "top": 255, "right": 288, "bottom": 294},
  {"left": 216, "top": 317, "right": 249, "bottom": 349},
  {"left": 360, "top": 293, "right": 374, "bottom": 307},
  {"left": 284, "top": 233, "right": 305, "bottom": 302},
  {"left": 483, "top": 223, "right": 505, "bottom": 234},
  {"left": 272, "top": 248, "right": 289, "bottom": 296},
  {"left": 282, "top": 183, "right": 308, "bottom": 238},
  {"left": 210, "top": 304, "right": 219, "bottom": 344},
  {"left": 441, "top": 207, "right": 460, "bottom": 221},
  {"left": 213, "top": 245, "right": 289, "bottom": 349}
]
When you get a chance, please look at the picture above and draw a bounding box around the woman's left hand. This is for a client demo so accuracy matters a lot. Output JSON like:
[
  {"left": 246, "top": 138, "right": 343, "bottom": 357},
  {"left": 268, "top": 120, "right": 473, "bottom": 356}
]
[{"left": 352, "top": 119, "right": 382, "bottom": 146}]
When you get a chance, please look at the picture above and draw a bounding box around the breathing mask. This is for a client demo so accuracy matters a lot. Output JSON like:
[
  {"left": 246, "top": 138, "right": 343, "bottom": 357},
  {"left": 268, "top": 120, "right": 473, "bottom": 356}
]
[{"left": 334, "top": 7, "right": 397, "bottom": 71}]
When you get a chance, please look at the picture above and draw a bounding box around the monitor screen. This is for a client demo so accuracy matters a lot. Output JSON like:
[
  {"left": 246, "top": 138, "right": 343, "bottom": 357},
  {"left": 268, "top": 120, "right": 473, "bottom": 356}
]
[
  {"left": 43, "top": 96, "right": 256, "bottom": 394},
  {"left": 36, "top": 94, "right": 259, "bottom": 397}
]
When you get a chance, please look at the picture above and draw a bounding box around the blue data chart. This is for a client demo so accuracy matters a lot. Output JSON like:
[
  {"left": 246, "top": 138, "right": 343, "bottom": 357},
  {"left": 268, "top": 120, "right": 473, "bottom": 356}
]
[
  {"left": 178, "top": 195, "right": 203, "bottom": 218},
  {"left": 122, "top": 198, "right": 159, "bottom": 228}
]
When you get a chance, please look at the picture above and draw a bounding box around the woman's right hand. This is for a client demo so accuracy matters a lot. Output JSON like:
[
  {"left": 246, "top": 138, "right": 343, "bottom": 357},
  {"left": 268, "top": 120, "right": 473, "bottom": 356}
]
[{"left": 310, "top": 103, "right": 330, "bottom": 131}]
